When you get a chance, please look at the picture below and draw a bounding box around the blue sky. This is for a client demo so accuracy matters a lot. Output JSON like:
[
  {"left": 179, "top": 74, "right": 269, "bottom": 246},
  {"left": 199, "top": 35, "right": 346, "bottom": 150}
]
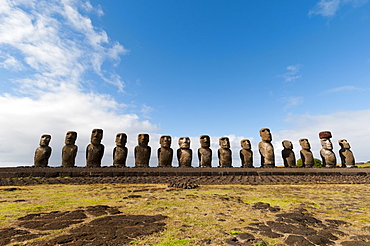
[{"left": 1, "top": 0, "right": 370, "bottom": 167}]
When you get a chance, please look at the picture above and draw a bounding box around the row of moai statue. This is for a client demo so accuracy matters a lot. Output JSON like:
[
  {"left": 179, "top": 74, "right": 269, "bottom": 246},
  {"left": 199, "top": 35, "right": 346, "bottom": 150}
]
[{"left": 34, "top": 128, "right": 356, "bottom": 168}]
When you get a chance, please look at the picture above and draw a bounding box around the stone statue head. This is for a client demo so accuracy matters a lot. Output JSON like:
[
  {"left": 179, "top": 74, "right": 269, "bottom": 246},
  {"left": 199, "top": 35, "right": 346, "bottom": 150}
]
[
  {"left": 338, "top": 139, "right": 350, "bottom": 149},
  {"left": 200, "top": 135, "right": 210, "bottom": 148},
  {"left": 115, "top": 133, "right": 127, "bottom": 147},
  {"left": 319, "top": 131, "right": 333, "bottom": 150},
  {"left": 320, "top": 138, "right": 333, "bottom": 150},
  {"left": 282, "top": 140, "right": 293, "bottom": 150},
  {"left": 178, "top": 137, "right": 190, "bottom": 149},
  {"left": 65, "top": 131, "right": 77, "bottom": 145},
  {"left": 241, "top": 139, "right": 251, "bottom": 150},
  {"left": 160, "top": 135, "right": 172, "bottom": 148},
  {"left": 259, "top": 128, "right": 272, "bottom": 142},
  {"left": 91, "top": 129, "right": 103, "bottom": 145},
  {"left": 219, "top": 137, "right": 230, "bottom": 149},
  {"left": 39, "top": 134, "right": 51, "bottom": 146},
  {"left": 138, "top": 134, "right": 149, "bottom": 147},
  {"left": 299, "top": 138, "right": 310, "bottom": 150}
]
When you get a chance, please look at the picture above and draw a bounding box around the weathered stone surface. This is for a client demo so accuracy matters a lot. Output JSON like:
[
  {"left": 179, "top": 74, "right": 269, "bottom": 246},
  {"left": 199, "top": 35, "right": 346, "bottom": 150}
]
[
  {"left": 113, "top": 133, "right": 128, "bottom": 167},
  {"left": 198, "top": 135, "right": 212, "bottom": 167},
  {"left": 3, "top": 206, "right": 167, "bottom": 246},
  {"left": 218, "top": 137, "right": 232, "bottom": 167},
  {"left": 319, "top": 131, "right": 337, "bottom": 168},
  {"left": 258, "top": 128, "right": 275, "bottom": 167},
  {"left": 338, "top": 139, "right": 356, "bottom": 168},
  {"left": 86, "top": 129, "right": 104, "bottom": 167},
  {"left": 252, "top": 202, "right": 281, "bottom": 212},
  {"left": 34, "top": 134, "right": 52, "bottom": 167},
  {"left": 62, "top": 131, "right": 78, "bottom": 167},
  {"left": 0, "top": 228, "right": 44, "bottom": 245},
  {"left": 240, "top": 139, "right": 253, "bottom": 168},
  {"left": 341, "top": 241, "right": 370, "bottom": 246},
  {"left": 158, "top": 135, "right": 173, "bottom": 167},
  {"left": 282, "top": 140, "right": 296, "bottom": 168},
  {"left": 299, "top": 138, "right": 314, "bottom": 168},
  {"left": 319, "top": 131, "right": 332, "bottom": 139},
  {"left": 177, "top": 137, "right": 192, "bottom": 167},
  {"left": 135, "top": 134, "right": 151, "bottom": 167},
  {"left": 168, "top": 181, "right": 199, "bottom": 189},
  {"left": 285, "top": 235, "right": 314, "bottom": 246}
]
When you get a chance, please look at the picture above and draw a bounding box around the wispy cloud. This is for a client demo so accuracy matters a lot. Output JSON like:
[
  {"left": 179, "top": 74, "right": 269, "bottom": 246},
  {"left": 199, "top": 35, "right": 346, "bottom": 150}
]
[
  {"left": 278, "top": 64, "right": 302, "bottom": 82},
  {"left": 0, "top": 54, "right": 23, "bottom": 71},
  {"left": 325, "top": 85, "right": 366, "bottom": 93},
  {"left": 0, "top": 0, "right": 127, "bottom": 93},
  {"left": 279, "top": 96, "right": 304, "bottom": 109},
  {"left": 309, "top": 0, "right": 368, "bottom": 17},
  {"left": 140, "top": 104, "right": 155, "bottom": 119}
]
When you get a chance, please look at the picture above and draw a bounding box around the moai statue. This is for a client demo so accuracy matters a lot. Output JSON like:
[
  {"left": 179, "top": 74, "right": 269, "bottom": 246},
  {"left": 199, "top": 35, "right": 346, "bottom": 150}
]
[
  {"left": 299, "top": 138, "right": 314, "bottom": 168},
  {"left": 198, "top": 135, "right": 212, "bottom": 167},
  {"left": 135, "top": 134, "right": 151, "bottom": 167},
  {"left": 177, "top": 137, "right": 192, "bottom": 167},
  {"left": 281, "top": 140, "right": 296, "bottom": 167},
  {"left": 113, "top": 133, "right": 128, "bottom": 167},
  {"left": 338, "top": 139, "right": 356, "bottom": 168},
  {"left": 218, "top": 137, "right": 232, "bottom": 167},
  {"left": 319, "top": 131, "right": 336, "bottom": 168},
  {"left": 258, "top": 128, "right": 275, "bottom": 167},
  {"left": 34, "top": 134, "right": 52, "bottom": 167},
  {"left": 240, "top": 139, "right": 253, "bottom": 168},
  {"left": 158, "top": 135, "right": 173, "bottom": 167},
  {"left": 62, "top": 131, "right": 78, "bottom": 167},
  {"left": 86, "top": 129, "right": 104, "bottom": 167}
]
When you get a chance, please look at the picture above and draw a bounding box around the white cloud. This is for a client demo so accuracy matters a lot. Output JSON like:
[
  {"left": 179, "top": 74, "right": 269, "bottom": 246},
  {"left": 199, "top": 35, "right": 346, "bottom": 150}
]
[
  {"left": 309, "top": 0, "right": 368, "bottom": 17},
  {"left": 279, "top": 64, "right": 302, "bottom": 82},
  {"left": 309, "top": 0, "right": 341, "bottom": 17},
  {"left": 325, "top": 85, "right": 366, "bottom": 93},
  {"left": 273, "top": 110, "right": 370, "bottom": 164},
  {"left": 0, "top": 54, "right": 23, "bottom": 71},
  {"left": 279, "top": 96, "right": 304, "bottom": 109},
  {"left": 0, "top": 0, "right": 126, "bottom": 92},
  {"left": 0, "top": 0, "right": 154, "bottom": 167},
  {"left": 140, "top": 104, "right": 155, "bottom": 119},
  {"left": 0, "top": 85, "right": 158, "bottom": 167}
]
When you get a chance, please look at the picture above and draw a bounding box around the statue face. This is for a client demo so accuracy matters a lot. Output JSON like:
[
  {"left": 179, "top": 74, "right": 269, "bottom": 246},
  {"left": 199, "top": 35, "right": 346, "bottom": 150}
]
[
  {"left": 178, "top": 137, "right": 190, "bottom": 149},
  {"left": 241, "top": 139, "right": 251, "bottom": 150},
  {"left": 160, "top": 135, "right": 172, "bottom": 148},
  {"left": 116, "top": 133, "right": 127, "bottom": 147},
  {"left": 91, "top": 129, "right": 103, "bottom": 145},
  {"left": 219, "top": 137, "right": 230, "bottom": 149},
  {"left": 282, "top": 140, "right": 293, "bottom": 149},
  {"left": 200, "top": 135, "right": 210, "bottom": 148},
  {"left": 40, "top": 134, "right": 51, "bottom": 146},
  {"left": 260, "top": 128, "right": 272, "bottom": 142},
  {"left": 299, "top": 138, "right": 310, "bottom": 150},
  {"left": 321, "top": 138, "right": 333, "bottom": 150},
  {"left": 138, "top": 134, "right": 149, "bottom": 147},
  {"left": 338, "top": 139, "right": 350, "bottom": 149},
  {"left": 65, "top": 131, "right": 77, "bottom": 145}
]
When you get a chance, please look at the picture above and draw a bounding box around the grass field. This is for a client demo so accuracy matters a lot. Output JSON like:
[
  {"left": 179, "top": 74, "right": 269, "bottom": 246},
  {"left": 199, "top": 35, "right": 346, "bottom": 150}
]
[{"left": 1, "top": 183, "right": 370, "bottom": 245}]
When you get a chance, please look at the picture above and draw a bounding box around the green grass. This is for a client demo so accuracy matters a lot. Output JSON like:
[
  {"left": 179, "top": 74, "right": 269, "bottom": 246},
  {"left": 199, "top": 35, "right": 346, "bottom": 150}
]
[{"left": 357, "top": 162, "right": 370, "bottom": 168}]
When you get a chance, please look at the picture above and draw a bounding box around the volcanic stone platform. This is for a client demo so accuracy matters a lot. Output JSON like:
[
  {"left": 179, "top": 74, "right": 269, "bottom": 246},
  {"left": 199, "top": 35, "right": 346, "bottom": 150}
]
[{"left": 1, "top": 167, "right": 370, "bottom": 185}]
